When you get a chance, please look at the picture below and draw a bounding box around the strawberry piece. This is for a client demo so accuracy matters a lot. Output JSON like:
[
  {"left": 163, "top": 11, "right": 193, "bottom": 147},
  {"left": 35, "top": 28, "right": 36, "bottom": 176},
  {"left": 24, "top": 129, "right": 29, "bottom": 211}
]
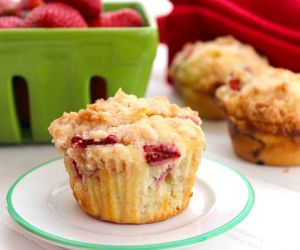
[
  {"left": 25, "top": 2, "right": 87, "bottom": 27},
  {"left": 179, "top": 115, "right": 201, "bottom": 126},
  {"left": 143, "top": 143, "right": 181, "bottom": 165},
  {"left": 89, "top": 8, "right": 143, "bottom": 28},
  {"left": 45, "top": 0, "right": 101, "bottom": 20},
  {"left": 71, "top": 135, "right": 119, "bottom": 149},
  {"left": 98, "top": 135, "right": 119, "bottom": 145},
  {"left": 0, "top": 16, "right": 25, "bottom": 28},
  {"left": 72, "top": 159, "right": 82, "bottom": 179},
  {"left": 229, "top": 78, "right": 241, "bottom": 91}
]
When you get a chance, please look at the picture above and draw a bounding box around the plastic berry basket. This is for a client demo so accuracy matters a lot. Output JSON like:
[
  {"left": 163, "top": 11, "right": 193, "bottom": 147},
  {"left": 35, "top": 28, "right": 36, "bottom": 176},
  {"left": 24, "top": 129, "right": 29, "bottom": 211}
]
[{"left": 0, "top": 1, "right": 158, "bottom": 144}]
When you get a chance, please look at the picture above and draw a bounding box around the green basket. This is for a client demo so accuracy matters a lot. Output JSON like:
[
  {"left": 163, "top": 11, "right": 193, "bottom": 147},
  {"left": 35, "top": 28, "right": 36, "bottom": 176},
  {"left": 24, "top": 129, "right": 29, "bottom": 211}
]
[{"left": 0, "top": 1, "right": 158, "bottom": 144}]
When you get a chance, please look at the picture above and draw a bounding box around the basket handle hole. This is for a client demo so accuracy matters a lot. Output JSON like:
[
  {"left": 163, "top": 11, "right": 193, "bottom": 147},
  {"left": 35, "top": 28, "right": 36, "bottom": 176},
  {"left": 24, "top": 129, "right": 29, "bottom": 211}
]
[
  {"left": 90, "top": 76, "right": 107, "bottom": 103},
  {"left": 12, "top": 76, "right": 31, "bottom": 139}
]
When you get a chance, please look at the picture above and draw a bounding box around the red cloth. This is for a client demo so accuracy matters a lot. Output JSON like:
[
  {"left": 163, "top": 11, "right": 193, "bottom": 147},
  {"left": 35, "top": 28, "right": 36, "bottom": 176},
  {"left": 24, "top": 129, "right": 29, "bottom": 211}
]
[{"left": 158, "top": 0, "right": 300, "bottom": 77}]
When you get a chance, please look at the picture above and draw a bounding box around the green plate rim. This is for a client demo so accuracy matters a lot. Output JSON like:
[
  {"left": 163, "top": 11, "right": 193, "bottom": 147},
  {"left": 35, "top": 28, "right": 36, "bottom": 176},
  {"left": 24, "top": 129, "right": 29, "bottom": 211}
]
[{"left": 6, "top": 156, "right": 255, "bottom": 250}]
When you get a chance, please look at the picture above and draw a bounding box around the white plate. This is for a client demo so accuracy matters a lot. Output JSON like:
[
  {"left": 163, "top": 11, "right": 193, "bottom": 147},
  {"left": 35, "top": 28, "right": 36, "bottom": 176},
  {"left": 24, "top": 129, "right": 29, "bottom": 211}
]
[{"left": 6, "top": 157, "right": 254, "bottom": 249}]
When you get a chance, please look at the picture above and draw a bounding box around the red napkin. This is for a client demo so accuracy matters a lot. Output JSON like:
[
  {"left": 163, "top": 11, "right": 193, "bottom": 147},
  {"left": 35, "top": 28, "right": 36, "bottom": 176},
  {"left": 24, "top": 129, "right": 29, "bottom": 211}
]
[{"left": 158, "top": 0, "right": 300, "bottom": 77}]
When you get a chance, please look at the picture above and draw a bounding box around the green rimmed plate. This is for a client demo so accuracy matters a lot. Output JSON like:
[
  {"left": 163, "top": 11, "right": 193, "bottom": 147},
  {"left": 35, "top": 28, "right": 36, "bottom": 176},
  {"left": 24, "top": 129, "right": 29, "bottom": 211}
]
[{"left": 6, "top": 157, "right": 254, "bottom": 249}]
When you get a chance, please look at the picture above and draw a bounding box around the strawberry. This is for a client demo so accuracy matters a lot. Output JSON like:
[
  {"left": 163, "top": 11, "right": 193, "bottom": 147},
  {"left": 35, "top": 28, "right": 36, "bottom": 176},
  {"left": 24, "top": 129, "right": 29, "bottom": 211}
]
[
  {"left": 179, "top": 115, "right": 201, "bottom": 126},
  {"left": 0, "top": 16, "right": 26, "bottom": 28},
  {"left": 71, "top": 135, "right": 119, "bottom": 149},
  {"left": 25, "top": 2, "right": 87, "bottom": 27},
  {"left": 89, "top": 8, "right": 143, "bottom": 28},
  {"left": 20, "top": 0, "right": 43, "bottom": 10},
  {"left": 229, "top": 78, "right": 241, "bottom": 91},
  {"left": 0, "top": 0, "right": 21, "bottom": 16},
  {"left": 44, "top": 0, "right": 101, "bottom": 20},
  {"left": 143, "top": 143, "right": 181, "bottom": 165},
  {"left": 72, "top": 159, "right": 82, "bottom": 179}
]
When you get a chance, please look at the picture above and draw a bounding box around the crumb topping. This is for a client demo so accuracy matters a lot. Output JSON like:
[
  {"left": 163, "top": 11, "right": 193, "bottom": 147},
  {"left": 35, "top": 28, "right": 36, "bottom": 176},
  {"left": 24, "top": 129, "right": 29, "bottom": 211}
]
[
  {"left": 216, "top": 68, "right": 300, "bottom": 136},
  {"left": 49, "top": 89, "right": 206, "bottom": 172},
  {"left": 170, "top": 36, "right": 268, "bottom": 93}
]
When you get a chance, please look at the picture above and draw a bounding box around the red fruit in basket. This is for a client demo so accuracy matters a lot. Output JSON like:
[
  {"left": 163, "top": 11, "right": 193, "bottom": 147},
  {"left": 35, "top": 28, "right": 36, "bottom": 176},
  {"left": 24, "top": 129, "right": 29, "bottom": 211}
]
[
  {"left": 20, "top": 0, "right": 43, "bottom": 10},
  {"left": 0, "top": 16, "right": 25, "bottom": 28},
  {"left": 45, "top": 0, "right": 101, "bottom": 20},
  {"left": 25, "top": 2, "right": 87, "bottom": 27},
  {"left": 89, "top": 8, "right": 143, "bottom": 28},
  {"left": 0, "top": 0, "right": 21, "bottom": 16}
]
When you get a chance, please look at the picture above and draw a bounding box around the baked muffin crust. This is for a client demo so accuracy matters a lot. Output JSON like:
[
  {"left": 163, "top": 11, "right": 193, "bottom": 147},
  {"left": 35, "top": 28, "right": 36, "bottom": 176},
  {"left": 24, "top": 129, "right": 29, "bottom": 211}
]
[
  {"left": 49, "top": 90, "right": 206, "bottom": 223},
  {"left": 216, "top": 68, "right": 300, "bottom": 136},
  {"left": 170, "top": 36, "right": 268, "bottom": 93},
  {"left": 49, "top": 89, "right": 205, "bottom": 173}
]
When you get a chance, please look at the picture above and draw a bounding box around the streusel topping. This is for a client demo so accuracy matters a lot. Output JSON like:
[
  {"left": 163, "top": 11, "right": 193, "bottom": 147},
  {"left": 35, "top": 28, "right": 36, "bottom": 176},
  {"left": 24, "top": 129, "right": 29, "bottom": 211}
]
[
  {"left": 216, "top": 68, "right": 300, "bottom": 135},
  {"left": 170, "top": 36, "right": 268, "bottom": 93},
  {"left": 49, "top": 90, "right": 205, "bottom": 167}
]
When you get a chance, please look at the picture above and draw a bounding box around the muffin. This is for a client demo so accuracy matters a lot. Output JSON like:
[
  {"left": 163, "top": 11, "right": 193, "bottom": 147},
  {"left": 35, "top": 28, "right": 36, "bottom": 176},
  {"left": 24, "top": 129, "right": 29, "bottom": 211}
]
[
  {"left": 48, "top": 89, "right": 206, "bottom": 224},
  {"left": 169, "top": 36, "right": 269, "bottom": 120},
  {"left": 216, "top": 68, "right": 300, "bottom": 166}
]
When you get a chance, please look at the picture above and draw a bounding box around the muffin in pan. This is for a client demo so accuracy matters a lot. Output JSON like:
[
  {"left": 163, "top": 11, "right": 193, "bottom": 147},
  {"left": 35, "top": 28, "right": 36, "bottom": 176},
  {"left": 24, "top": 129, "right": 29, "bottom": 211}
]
[
  {"left": 48, "top": 90, "right": 206, "bottom": 224},
  {"left": 216, "top": 68, "right": 300, "bottom": 166},
  {"left": 170, "top": 36, "right": 269, "bottom": 120}
]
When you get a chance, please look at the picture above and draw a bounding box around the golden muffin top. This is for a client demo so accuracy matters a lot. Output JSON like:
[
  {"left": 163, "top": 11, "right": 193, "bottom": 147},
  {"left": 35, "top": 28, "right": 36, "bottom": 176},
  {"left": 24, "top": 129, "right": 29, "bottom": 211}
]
[
  {"left": 49, "top": 89, "right": 205, "bottom": 153},
  {"left": 216, "top": 68, "right": 300, "bottom": 136},
  {"left": 170, "top": 36, "right": 268, "bottom": 93}
]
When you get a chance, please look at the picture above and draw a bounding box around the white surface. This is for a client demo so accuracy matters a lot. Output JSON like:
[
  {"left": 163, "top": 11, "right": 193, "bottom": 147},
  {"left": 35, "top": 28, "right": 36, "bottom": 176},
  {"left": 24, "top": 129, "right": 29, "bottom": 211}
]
[{"left": 8, "top": 158, "right": 251, "bottom": 249}]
